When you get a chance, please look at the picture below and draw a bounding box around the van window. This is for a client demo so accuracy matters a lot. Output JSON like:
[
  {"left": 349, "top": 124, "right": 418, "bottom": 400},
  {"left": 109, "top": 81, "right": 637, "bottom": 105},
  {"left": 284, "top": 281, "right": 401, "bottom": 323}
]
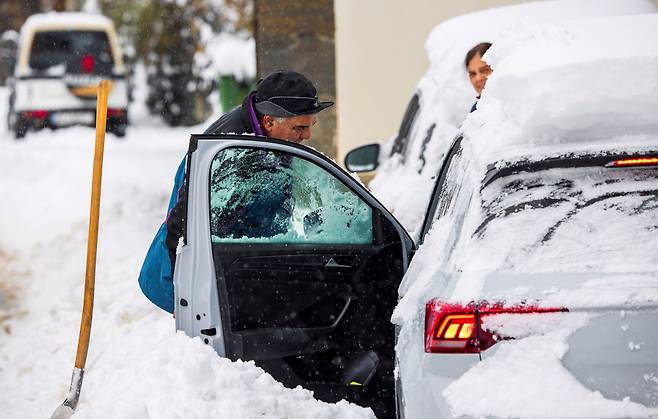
[{"left": 29, "top": 30, "right": 114, "bottom": 75}]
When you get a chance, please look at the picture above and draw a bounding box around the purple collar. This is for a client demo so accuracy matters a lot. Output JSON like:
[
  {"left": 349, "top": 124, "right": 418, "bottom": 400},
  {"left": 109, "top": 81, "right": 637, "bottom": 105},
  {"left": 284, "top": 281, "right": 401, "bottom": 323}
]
[{"left": 246, "top": 92, "right": 264, "bottom": 136}]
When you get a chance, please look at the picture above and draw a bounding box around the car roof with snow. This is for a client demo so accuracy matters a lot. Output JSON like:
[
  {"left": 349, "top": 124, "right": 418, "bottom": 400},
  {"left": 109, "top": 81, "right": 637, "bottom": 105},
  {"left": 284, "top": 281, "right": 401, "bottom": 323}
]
[
  {"left": 464, "top": 12, "right": 658, "bottom": 170},
  {"left": 20, "top": 12, "right": 115, "bottom": 32},
  {"left": 420, "top": 0, "right": 656, "bottom": 134}
]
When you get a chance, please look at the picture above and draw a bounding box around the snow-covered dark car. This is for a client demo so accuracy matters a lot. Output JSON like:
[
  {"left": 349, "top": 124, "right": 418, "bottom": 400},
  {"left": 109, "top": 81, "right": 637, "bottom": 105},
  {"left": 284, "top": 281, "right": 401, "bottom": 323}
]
[
  {"left": 173, "top": 12, "right": 658, "bottom": 419},
  {"left": 7, "top": 13, "right": 129, "bottom": 138}
]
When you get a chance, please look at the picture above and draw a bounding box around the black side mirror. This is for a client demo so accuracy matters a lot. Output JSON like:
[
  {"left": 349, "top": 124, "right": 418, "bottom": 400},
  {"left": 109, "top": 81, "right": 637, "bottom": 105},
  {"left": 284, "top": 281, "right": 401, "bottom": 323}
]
[{"left": 344, "top": 143, "right": 380, "bottom": 173}]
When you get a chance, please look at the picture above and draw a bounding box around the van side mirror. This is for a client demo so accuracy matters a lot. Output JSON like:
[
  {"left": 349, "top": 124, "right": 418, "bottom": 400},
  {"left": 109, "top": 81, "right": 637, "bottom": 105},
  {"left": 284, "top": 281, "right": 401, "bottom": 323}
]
[{"left": 344, "top": 143, "right": 380, "bottom": 173}]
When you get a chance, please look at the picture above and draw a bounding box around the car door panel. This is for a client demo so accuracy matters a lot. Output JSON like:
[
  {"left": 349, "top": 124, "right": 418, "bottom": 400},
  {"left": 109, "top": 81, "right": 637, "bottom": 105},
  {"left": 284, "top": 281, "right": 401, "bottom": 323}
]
[
  {"left": 175, "top": 135, "right": 413, "bottom": 418},
  {"left": 214, "top": 241, "right": 404, "bottom": 359}
]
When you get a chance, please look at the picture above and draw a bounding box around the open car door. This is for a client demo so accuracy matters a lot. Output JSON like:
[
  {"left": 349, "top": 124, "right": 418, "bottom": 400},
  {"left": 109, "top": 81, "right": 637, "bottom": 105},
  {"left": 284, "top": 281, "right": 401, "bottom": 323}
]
[{"left": 175, "top": 134, "right": 414, "bottom": 417}]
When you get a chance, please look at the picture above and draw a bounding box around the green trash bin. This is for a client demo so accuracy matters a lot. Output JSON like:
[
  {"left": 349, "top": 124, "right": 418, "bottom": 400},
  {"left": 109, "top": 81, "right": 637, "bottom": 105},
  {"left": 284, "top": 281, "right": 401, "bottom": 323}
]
[{"left": 219, "top": 74, "right": 256, "bottom": 113}]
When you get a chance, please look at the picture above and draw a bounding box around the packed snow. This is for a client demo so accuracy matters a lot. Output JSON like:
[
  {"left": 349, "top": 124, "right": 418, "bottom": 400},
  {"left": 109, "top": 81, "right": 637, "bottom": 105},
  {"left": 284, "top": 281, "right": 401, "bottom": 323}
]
[
  {"left": 444, "top": 312, "right": 658, "bottom": 419},
  {"left": 0, "top": 70, "right": 373, "bottom": 418}
]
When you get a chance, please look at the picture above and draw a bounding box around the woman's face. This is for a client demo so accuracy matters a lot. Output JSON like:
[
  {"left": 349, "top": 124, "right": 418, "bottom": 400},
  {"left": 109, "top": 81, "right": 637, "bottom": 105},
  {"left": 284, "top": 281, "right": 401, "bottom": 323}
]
[{"left": 467, "top": 53, "right": 493, "bottom": 96}]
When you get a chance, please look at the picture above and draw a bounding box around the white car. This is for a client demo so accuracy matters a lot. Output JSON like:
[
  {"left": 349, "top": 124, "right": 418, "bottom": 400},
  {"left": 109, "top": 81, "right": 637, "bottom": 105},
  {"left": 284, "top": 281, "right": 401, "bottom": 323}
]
[
  {"left": 393, "top": 13, "right": 658, "bottom": 418},
  {"left": 345, "top": 0, "right": 657, "bottom": 241},
  {"left": 7, "top": 12, "right": 129, "bottom": 138}
]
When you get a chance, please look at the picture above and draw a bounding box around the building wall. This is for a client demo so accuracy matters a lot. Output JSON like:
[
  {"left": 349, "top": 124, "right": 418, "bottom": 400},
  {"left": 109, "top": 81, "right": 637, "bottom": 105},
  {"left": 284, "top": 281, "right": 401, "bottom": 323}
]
[
  {"left": 334, "top": 0, "right": 531, "bottom": 162},
  {"left": 255, "top": 0, "right": 337, "bottom": 157}
]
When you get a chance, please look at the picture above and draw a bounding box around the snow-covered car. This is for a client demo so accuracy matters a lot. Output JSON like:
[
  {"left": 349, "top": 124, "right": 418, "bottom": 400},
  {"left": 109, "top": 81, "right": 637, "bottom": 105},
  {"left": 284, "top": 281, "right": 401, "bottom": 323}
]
[
  {"left": 172, "top": 12, "right": 658, "bottom": 419},
  {"left": 344, "top": 0, "right": 657, "bottom": 241},
  {"left": 393, "top": 13, "right": 658, "bottom": 418},
  {"left": 7, "top": 12, "right": 129, "bottom": 138}
]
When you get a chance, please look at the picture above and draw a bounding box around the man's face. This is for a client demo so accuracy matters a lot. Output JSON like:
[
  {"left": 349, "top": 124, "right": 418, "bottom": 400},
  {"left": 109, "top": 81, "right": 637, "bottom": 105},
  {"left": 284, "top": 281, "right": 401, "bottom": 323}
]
[
  {"left": 263, "top": 114, "right": 317, "bottom": 143},
  {"left": 467, "top": 53, "right": 492, "bottom": 96}
]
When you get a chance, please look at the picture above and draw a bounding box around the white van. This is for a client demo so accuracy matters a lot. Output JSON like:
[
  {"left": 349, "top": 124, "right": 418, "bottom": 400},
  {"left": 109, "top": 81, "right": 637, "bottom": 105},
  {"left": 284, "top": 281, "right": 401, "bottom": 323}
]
[{"left": 7, "top": 12, "right": 129, "bottom": 138}]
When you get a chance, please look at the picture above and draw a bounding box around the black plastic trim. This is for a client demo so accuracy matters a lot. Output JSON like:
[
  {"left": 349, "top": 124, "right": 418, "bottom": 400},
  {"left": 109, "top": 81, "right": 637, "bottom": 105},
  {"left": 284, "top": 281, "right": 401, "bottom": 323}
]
[
  {"left": 483, "top": 150, "right": 658, "bottom": 189},
  {"left": 17, "top": 74, "right": 126, "bottom": 81}
]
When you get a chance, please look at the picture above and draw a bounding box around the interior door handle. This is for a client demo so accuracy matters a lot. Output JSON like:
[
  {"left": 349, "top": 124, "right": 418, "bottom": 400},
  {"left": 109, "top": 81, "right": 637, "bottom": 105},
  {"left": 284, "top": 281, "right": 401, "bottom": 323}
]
[{"left": 324, "top": 258, "right": 351, "bottom": 269}]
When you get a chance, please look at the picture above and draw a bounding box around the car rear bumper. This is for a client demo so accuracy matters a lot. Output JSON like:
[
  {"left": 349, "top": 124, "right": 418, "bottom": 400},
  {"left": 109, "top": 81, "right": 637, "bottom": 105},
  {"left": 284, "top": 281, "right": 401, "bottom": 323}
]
[{"left": 16, "top": 108, "right": 128, "bottom": 131}]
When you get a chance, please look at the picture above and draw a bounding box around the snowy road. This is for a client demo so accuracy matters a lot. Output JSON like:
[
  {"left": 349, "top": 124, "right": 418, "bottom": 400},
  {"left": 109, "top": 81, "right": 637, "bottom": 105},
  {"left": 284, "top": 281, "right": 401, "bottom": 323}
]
[{"left": 0, "top": 86, "right": 374, "bottom": 418}]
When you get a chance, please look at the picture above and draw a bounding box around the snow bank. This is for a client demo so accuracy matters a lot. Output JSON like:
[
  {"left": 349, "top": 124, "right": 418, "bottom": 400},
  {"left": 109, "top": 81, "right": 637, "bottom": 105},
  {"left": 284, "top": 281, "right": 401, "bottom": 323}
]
[{"left": 75, "top": 331, "right": 372, "bottom": 419}]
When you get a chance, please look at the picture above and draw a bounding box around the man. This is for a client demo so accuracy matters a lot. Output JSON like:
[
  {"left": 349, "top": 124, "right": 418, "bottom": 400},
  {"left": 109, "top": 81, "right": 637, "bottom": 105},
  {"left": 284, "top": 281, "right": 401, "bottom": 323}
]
[
  {"left": 465, "top": 42, "right": 492, "bottom": 112},
  {"left": 139, "top": 70, "right": 333, "bottom": 313}
]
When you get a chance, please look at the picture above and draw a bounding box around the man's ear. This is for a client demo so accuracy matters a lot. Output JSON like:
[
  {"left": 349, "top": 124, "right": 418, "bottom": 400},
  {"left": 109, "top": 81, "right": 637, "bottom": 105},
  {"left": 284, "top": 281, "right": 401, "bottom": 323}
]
[{"left": 263, "top": 115, "right": 275, "bottom": 128}]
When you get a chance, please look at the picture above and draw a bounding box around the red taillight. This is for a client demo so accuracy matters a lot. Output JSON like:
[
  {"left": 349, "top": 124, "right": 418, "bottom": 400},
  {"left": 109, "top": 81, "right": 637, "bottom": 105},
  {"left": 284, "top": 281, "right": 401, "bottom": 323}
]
[
  {"left": 425, "top": 300, "right": 566, "bottom": 354},
  {"left": 25, "top": 110, "right": 49, "bottom": 119},
  {"left": 606, "top": 157, "right": 658, "bottom": 167},
  {"left": 106, "top": 108, "right": 125, "bottom": 118},
  {"left": 81, "top": 54, "right": 95, "bottom": 74}
]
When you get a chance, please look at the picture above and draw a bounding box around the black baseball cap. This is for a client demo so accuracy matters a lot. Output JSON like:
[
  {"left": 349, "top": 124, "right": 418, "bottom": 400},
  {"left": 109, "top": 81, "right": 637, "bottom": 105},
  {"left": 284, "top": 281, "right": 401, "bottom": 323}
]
[{"left": 254, "top": 70, "right": 334, "bottom": 117}]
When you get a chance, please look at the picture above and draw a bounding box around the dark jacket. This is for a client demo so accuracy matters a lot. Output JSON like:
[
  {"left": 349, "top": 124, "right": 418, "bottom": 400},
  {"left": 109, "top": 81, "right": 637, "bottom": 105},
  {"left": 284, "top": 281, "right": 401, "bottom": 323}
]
[
  {"left": 138, "top": 94, "right": 262, "bottom": 313},
  {"left": 470, "top": 96, "right": 480, "bottom": 113},
  {"left": 204, "top": 93, "right": 263, "bottom": 136}
]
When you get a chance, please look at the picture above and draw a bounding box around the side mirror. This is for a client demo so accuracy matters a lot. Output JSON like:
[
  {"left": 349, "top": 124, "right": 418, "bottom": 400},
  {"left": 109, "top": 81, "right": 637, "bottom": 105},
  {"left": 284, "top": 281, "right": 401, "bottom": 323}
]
[{"left": 344, "top": 143, "right": 380, "bottom": 173}]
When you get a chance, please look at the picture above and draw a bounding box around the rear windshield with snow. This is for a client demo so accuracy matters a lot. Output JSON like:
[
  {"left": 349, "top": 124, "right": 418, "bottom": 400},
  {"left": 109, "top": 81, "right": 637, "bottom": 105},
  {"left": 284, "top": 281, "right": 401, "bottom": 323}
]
[
  {"left": 209, "top": 147, "right": 373, "bottom": 244},
  {"left": 473, "top": 165, "right": 658, "bottom": 272},
  {"left": 28, "top": 30, "right": 113, "bottom": 75}
]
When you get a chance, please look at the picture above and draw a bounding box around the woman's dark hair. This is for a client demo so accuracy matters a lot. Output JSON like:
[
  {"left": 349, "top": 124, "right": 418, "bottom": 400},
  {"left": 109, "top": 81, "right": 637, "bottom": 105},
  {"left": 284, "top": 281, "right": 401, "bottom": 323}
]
[{"left": 465, "top": 42, "right": 492, "bottom": 68}]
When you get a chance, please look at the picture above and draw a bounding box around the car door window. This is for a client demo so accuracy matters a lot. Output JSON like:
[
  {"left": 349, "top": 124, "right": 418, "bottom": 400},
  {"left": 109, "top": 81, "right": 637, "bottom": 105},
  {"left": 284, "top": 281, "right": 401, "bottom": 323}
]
[
  {"left": 419, "top": 137, "right": 464, "bottom": 241},
  {"left": 390, "top": 92, "right": 420, "bottom": 158},
  {"left": 209, "top": 147, "right": 373, "bottom": 244}
]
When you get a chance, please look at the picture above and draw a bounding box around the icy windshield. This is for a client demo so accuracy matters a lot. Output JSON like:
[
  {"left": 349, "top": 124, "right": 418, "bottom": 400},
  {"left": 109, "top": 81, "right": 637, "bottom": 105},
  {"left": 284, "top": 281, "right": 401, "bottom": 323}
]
[
  {"left": 28, "top": 30, "right": 113, "bottom": 74},
  {"left": 472, "top": 165, "right": 658, "bottom": 273},
  {"left": 209, "top": 147, "right": 373, "bottom": 244}
]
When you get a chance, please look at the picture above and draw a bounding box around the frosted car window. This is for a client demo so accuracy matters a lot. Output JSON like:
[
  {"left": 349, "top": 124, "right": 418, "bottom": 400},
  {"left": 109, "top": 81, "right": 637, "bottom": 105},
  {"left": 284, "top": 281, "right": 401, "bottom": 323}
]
[
  {"left": 473, "top": 166, "right": 658, "bottom": 272},
  {"left": 209, "top": 147, "right": 373, "bottom": 244}
]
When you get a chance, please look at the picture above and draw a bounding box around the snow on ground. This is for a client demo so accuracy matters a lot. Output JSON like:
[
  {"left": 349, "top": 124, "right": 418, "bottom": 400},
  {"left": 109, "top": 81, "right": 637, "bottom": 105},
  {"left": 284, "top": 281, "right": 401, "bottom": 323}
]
[{"left": 0, "top": 71, "right": 373, "bottom": 417}]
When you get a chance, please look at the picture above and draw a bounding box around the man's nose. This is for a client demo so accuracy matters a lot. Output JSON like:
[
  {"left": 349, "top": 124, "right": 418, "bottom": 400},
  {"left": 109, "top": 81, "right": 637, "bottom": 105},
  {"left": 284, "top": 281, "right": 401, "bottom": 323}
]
[{"left": 301, "top": 128, "right": 312, "bottom": 141}]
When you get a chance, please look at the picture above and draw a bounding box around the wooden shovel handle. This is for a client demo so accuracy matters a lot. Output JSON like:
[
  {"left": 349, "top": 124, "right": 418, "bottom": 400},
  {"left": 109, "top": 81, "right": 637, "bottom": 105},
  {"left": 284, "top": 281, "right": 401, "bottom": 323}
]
[{"left": 74, "top": 80, "right": 109, "bottom": 369}]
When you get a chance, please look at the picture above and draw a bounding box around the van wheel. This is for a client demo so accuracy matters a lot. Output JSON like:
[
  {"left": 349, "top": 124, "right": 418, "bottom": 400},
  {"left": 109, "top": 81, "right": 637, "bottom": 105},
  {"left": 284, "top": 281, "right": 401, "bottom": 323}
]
[
  {"left": 13, "top": 118, "right": 27, "bottom": 140},
  {"left": 110, "top": 124, "right": 127, "bottom": 138}
]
